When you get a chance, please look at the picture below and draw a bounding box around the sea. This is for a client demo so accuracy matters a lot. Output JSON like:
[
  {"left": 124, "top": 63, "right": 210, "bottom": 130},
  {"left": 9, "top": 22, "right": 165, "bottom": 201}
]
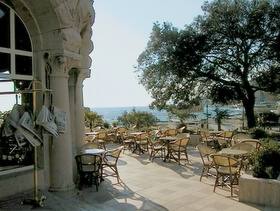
[{"left": 90, "top": 105, "right": 243, "bottom": 124}]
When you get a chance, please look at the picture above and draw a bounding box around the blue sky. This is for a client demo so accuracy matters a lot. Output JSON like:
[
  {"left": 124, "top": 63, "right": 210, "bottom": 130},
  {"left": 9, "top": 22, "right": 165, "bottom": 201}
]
[{"left": 83, "top": 0, "right": 206, "bottom": 108}]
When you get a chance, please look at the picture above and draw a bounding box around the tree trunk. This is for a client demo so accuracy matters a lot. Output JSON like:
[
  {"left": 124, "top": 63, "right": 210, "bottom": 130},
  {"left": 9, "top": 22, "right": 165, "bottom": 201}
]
[
  {"left": 241, "top": 79, "right": 256, "bottom": 129},
  {"left": 217, "top": 119, "right": 222, "bottom": 131},
  {"left": 243, "top": 98, "right": 256, "bottom": 129}
]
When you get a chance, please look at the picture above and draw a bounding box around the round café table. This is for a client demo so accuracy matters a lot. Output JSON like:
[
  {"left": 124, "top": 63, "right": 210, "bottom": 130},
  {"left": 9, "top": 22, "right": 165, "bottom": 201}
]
[
  {"left": 219, "top": 148, "right": 249, "bottom": 170},
  {"left": 82, "top": 148, "right": 105, "bottom": 155},
  {"left": 219, "top": 148, "right": 248, "bottom": 157}
]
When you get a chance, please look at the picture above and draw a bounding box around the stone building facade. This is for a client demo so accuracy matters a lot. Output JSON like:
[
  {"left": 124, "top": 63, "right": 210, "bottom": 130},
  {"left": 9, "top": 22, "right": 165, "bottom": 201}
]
[{"left": 0, "top": 0, "right": 94, "bottom": 198}]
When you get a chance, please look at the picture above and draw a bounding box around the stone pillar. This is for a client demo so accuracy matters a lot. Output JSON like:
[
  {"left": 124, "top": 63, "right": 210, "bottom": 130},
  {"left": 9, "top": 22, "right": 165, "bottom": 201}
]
[
  {"left": 46, "top": 55, "right": 75, "bottom": 191},
  {"left": 69, "top": 69, "right": 90, "bottom": 152},
  {"left": 68, "top": 68, "right": 90, "bottom": 181}
]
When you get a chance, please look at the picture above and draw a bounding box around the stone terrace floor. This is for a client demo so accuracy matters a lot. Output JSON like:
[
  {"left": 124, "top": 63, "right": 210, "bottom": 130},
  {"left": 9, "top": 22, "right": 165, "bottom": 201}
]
[{"left": 0, "top": 143, "right": 278, "bottom": 211}]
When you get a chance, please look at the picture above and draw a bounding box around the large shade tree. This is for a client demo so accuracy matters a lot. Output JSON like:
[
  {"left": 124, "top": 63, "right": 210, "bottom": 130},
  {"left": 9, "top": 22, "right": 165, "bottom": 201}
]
[{"left": 135, "top": 0, "right": 280, "bottom": 128}]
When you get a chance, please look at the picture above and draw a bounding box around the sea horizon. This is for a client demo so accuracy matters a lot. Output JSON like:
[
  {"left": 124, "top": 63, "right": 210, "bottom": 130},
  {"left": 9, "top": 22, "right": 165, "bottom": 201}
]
[
  {"left": 90, "top": 106, "right": 170, "bottom": 123},
  {"left": 89, "top": 105, "right": 243, "bottom": 124}
]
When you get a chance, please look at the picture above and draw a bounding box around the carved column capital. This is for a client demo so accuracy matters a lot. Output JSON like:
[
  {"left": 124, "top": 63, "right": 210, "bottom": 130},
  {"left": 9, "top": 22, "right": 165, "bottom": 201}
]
[
  {"left": 77, "top": 68, "right": 91, "bottom": 83},
  {"left": 44, "top": 53, "right": 81, "bottom": 77}
]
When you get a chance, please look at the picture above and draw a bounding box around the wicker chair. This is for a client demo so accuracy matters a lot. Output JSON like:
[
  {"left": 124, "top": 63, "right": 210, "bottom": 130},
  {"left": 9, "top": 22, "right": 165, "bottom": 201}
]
[
  {"left": 164, "top": 128, "right": 179, "bottom": 137},
  {"left": 211, "top": 154, "right": 241, "bottom": 196},
  {"left": 115, "top": 127, "right": 127, "bottom": 144},
  {"left": 134, "top": 133, "right": 149, "bottom": 154},
  {"left": 217, "top": 131, "right": 234, "bottom": 147},
  {"left": 93, "top": 130, "right": 108, "bottom": 150},
  {"left": 230, "top": 142, "right": 255, "bottom": 171},
  {"left": 75, "top": 154, "right": 102, "bottom": 191},
  {"left": 199, "top": 129, "right": 216, "bottom": 146},
  {"left": 169, "top": 137, "right": 190, "bottom": 165},
  {"left": 148, "top": 136, "right": 165, "bottom": 162},
  {"left": 240, "top": 139, "right": 262, "bottom": 151},
  {"left": 122, "top": 128, "right": 138, "bottom": 153},
  {"left": 102, "top": 146, "right": 124, "bottom": 184},
  {"left": 232, "top": 134, "right": 252, "bottom": 145},
  {"left": 197, "top": 144, "right": 216, "bottom": 181}
]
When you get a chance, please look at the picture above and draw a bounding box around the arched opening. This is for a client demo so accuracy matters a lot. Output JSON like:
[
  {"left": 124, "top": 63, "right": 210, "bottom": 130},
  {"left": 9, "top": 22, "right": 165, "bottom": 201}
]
[{"left": 0, "top": 2, "right": 34, "bottom": 171}]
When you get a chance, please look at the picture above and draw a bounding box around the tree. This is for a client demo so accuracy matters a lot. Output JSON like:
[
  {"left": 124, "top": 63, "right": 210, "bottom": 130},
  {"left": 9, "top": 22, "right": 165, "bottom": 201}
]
[
  {"left": 117, "top": 108, "right": 157, "bottom": 129},
  {"left": 213, "top": 107, "right": 231, "bottom": 131},
  {"left": 135, "top": 0, "right": 280, "bottom": 128},
  {"left": 84, "top": 108, "right": 103, "bottom": 131}
]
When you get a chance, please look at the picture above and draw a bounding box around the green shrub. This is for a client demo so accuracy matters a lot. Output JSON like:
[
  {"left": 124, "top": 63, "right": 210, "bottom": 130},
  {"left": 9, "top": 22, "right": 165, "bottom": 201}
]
[
  {"left": 268, "top": 133, "right": 280, "bottom": 142},
  {"left": 249, "top": 128, "right": 268, "bottom": 139},
  {"left": 251, "top": 144, "right": 280, "bottom": 179},
  {"left": 259, "top": 138, "right": 279, "bottom": 147},
  {"left": 103, "top": 121, "right": 110, "bottom": 129}
]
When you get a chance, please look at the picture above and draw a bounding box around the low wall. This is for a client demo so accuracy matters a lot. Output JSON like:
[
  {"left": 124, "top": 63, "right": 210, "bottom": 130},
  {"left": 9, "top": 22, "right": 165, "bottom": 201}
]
[
  {"left": 0, "top": 166, "right": 45, "bottom": 199},
  {"left": 189, "top": 134, "right": 201, "bottom": 147},
  {"left": 239, "top": 174, "right": 280, "bottom": 208}
]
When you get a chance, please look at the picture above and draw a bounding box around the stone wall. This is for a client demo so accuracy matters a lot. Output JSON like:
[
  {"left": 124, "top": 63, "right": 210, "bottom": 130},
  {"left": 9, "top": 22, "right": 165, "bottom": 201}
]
[{"left": 239, "top": 174, "right": 280, "bottom": 208}]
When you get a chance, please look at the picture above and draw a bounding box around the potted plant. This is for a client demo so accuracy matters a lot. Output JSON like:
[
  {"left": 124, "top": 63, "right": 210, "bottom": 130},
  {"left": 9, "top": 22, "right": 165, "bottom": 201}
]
[
  {"left": 239, "top": 140, "right": 280, "bottom": 208},
  {"left": 250, "top": 143, "right": 280, "bottom": 179}
]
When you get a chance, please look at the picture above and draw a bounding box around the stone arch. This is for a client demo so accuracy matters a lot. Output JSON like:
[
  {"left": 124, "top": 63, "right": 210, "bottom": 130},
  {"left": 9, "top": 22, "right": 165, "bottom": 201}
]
[{"left": 1, "top": 0, "right": 94, "bottom": 68}]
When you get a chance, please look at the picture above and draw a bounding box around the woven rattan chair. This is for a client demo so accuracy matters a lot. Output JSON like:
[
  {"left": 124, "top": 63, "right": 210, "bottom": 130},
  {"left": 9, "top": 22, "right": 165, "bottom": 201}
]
[
  {"left": 217, "top": 131, "right": 234, "bottom": 147},
  {"left": 122, "top": 128, "right": 138, "bottom": 153},
  {"left": 232, "top": 134, "right": 252, "bottom": 145},
  {"left": 231, "top": 142, "right": 255, "bottom": 171},
  {"left": 199, "top": 129, "right": 215, "bottom": 146},
  {"left": 240, "top": 139, "right": 262, "bottom": 151},
  {"left": 148, "top": 136, "right": 165, "bottom": 162},
  {"left": 93, "top": 130, "right": 108, "bottom": 150},
  {"left": 102, "top": 146, "right": 124, "bottom": 184},
  {"left": 169, "top": 137, "right": 190, "bottom": 165},
  {"left": 196, "top": 144, "right": 216, "bottom": 181},
  {"left": 164, "top": 128, "right": 179, "bottom": 136},
  {"left": 75, "top": 154, "right": 102, "bottom": 191},
  {"left": 211, "top": 154, "right": 241, "bottom": 196},
  {"left": 115, "top": 127, "right": 127, "bottom": 144},
  {"left": 134, "top": 133, "right": 149, "bottom": 154}
]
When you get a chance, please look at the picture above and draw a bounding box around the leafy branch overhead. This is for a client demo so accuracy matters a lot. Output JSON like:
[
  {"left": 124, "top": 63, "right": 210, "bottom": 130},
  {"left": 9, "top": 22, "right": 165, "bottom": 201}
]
[{"left": 135, "top": 0, "right": 280, "bottom": 128}]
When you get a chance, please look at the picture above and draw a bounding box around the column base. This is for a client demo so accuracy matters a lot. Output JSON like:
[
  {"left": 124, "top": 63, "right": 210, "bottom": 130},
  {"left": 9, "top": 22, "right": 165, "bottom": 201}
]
[{"left": 49, "top": 183, "right": 75, "bottom": 192}]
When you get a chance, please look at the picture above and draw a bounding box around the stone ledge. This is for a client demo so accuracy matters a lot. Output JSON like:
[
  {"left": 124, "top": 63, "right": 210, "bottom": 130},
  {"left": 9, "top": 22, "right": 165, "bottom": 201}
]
[{"left": 239, "top": 173, "right": 280, "bottom": 208}]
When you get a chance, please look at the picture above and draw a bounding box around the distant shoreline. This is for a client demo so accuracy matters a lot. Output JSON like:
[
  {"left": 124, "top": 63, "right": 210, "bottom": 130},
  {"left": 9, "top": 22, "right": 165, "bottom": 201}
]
[{"left": 90, "top": 106, "right": 243, "bottom": 129}]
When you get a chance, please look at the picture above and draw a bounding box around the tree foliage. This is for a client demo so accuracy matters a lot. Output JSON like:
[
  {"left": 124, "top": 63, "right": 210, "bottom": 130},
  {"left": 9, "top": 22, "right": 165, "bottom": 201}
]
[
  {"left": 117, "top": 108, "right": 157, "bottom": 129},
  {"left": 251, "top": 144, "right": 280, "bottom": 179},
  {"left": 135, "top": 0, "right": 280, "bottom": 128},
  {"left": 84, "top": 108, "right": 104, "bottom": 131},
  {"left": 213, "top": 107, "right": 231, "bottom": 130}
]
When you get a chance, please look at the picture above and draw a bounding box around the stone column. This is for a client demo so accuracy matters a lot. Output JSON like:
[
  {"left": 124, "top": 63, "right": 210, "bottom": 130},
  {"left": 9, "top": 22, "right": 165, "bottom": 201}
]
[
  {"left": 69, "top": 68, "right": 90, "bottom": 152},
  {"left": 46, "top": 55, "right": 75, "bottom": 191},
  {"left": 68, "top": 68, "right": 90, "bottom": 181}
]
